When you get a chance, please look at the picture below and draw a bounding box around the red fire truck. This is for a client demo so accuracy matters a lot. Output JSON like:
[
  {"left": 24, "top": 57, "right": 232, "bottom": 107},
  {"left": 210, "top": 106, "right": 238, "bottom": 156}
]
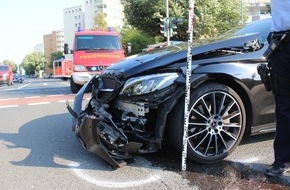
[{"left": 54, "top": 30, "right": 127, "bottom": 93}]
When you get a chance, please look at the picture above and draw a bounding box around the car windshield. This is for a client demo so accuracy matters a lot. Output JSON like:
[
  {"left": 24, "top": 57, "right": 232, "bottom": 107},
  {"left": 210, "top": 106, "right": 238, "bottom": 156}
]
[
  {"left": 75, "top": 35, "right": 121, "bottom": 51},
  {"left": 0, "top": 66, "right": 8, "bottom": 71}
]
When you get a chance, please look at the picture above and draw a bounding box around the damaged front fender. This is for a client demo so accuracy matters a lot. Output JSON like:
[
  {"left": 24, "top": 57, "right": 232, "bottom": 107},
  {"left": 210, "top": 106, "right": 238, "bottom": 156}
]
[{"left": 66, "top": 77, "right": 142, "bottom": 168}]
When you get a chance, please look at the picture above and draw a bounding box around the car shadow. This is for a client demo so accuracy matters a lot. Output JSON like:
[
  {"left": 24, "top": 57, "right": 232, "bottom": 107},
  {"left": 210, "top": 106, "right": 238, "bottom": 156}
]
[
  {"left": 0, "top": 113, "right": 114, "bottom": 171},
  {"left": 0, "top": 113, "right": 289, "bottom": 189}
]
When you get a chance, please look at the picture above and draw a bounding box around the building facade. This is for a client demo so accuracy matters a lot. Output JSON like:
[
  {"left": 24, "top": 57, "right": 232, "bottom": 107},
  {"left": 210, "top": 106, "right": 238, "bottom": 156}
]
[
  {"left": 84, "top": 0, "right": 124, "bottom": 31},
  {"left": 62, "top": 1, "right": 124, "bottom": 60},
  {"left": 43, "top": 29, "right": 64, "bottom": 74},
  {"left": 63, "top": 5, "right": 85, "bottom": 50},
  {"left": 244, "top": 0, "right": 271, "bottom": 22}
]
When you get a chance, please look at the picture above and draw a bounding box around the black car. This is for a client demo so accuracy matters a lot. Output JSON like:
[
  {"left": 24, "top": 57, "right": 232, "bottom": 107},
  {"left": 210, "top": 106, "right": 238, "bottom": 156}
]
[
  {"left": 67, "top": 18, "right": 274, "bottom": 168},
  {"left": 13, "top": 74, "right": 24, "bottom": 83}
]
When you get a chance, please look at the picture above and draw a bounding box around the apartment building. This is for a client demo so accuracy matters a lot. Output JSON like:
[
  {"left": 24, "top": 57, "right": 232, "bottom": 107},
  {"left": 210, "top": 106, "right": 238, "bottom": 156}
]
[
  {"left": 84, "top": 0, "right": 124, "bottom": 31},
  {"left": 63, "top": 5, "right": 85, "bottom": 50},
  {"left": 62, "top": 0, "right": 124, "bottom": 51},
  {"left": 43, "top": 29, "right": 64, "bottom": 74},
  {"left": 244, "top": 0, "right": 271, "bottom": 21}
]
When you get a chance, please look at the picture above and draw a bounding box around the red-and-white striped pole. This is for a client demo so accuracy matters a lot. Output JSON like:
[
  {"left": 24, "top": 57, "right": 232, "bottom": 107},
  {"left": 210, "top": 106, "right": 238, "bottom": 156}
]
[{"left": 182, "top": 0, "right": 194, "bottom": 171}]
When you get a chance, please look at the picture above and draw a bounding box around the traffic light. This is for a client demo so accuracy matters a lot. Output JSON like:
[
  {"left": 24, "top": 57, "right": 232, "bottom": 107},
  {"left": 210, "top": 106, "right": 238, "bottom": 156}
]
[
  {"left": 169, "top": 17, "right": 183, "bottom": 37},
  {"left": 159, "top": 18, "right": 167, "bottom": 37}
]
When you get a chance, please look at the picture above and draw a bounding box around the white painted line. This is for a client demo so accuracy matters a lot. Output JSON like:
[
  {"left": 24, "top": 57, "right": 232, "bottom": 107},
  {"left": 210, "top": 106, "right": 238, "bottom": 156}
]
[
  {"left": 28, "top": 102, "right": 50, "bottom": 106},
  {"left": 71, "top": 166, "right": 160, "bottom": 188},
  {"left": 25, "top": 96, "right": 41, "bottom": 99},
  {"left": 0, "top": 98, "right": 19, "bottom": 101},
  {"left": 0, "top": 105, "right": 19, "bottom": 108},
  {"left": 58, "top": 100, "right": 74, "bottom": 103},
  {"left": 17, "top": 83, "right": 30, "bottom": 89},
  {"left": 47, "top": 94, "right": 65, "bottom": 97}
]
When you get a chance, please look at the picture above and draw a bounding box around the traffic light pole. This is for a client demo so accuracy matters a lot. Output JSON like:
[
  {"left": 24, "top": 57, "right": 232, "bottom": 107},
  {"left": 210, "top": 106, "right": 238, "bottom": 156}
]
[
  {"left": 182, "top": 0, "right": 194, "bottom": 171},
  {"left": 166, "top": 0, "right": 170, "bottom": 45}
]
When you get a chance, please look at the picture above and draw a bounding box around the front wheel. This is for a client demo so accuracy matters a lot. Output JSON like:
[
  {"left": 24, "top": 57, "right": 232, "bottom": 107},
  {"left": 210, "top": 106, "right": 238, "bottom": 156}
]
[
  {"left": 168, "top": 82, "right": 246, "bottom": 163},
  {"left": 70, "top": 77, "right": 82, "bottom": 93}
]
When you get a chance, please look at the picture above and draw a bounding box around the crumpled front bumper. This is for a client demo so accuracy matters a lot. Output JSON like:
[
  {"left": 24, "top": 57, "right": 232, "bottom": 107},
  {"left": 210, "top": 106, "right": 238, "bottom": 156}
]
[{"left": 66, "top": 77, "right": 142, "bottom": 169}]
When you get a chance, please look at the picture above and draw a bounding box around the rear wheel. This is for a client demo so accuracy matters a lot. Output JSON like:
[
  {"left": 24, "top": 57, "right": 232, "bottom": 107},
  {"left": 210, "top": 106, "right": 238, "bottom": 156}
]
[{"left": 168, "top": 82, "right": 246, "bottom": 163}]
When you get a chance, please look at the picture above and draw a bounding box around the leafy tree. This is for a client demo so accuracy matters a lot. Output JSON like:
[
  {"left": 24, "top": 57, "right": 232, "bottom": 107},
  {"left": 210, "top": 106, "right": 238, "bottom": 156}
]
[
  {"left": 93, "top": 13, "right": 108, "bottom": 30},
  {"left": 121, "top": 27, "right": 156, "bottom": 55},
  {"left": 49, "top": 51, "right": 64, "bottom": 69},
  {"left": 3, "top": 59, "right": 17, "bottom": 73},
  {"left": 21, "top": 52, "right": 47, "bottom": 75},
  {"left": 124, "top": 0, "right": 248, "bottom": 41}
]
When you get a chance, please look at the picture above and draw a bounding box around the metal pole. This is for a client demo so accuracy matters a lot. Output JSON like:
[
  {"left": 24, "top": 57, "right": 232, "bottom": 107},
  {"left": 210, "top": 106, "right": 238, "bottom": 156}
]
[
  {"left": 166, "top": 0, "right": 170, "bottom": 45},
  {"left": 182, "top": 0, "right": 194, "bottom": 171},
  {"left": 240, "top": 0, "right": 243, "bottom": 24}
]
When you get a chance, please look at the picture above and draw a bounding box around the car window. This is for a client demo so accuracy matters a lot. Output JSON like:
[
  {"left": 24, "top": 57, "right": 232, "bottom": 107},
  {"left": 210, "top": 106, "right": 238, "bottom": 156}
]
[{"left": 0, "top": 66, "right": 8, "bottom": 71}]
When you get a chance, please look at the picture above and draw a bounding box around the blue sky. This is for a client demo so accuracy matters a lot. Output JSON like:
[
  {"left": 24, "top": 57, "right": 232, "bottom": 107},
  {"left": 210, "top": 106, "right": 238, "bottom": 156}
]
[{"left": 0, "top": 0, "right": 82, "bottom": 64}]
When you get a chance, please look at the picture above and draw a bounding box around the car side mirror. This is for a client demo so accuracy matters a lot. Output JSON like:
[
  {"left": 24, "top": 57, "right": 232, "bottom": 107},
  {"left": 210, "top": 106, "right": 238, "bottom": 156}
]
[
  {"left": 126, "top": 43, "right": 131, "bottom": 54},
  {"left": 64, "top": 43, "right": 69, "bottom": 54}
]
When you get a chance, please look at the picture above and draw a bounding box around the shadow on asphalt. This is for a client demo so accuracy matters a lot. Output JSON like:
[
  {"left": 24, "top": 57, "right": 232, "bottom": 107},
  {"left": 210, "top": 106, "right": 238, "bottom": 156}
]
[
  {"left": 0, "top": 113, "right": 288, "bottom": 189},
  {"left": 0, "top": 113, "right": 113, "bottom": 171}
]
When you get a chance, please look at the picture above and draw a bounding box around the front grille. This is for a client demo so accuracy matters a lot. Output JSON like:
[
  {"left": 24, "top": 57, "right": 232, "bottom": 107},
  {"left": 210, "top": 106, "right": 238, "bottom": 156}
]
[
  {"left": 102, "top": 77, "right": 117, "bottom": 89},
  {"left": 97, "top": 76, "right": 123, "bottom": 103},
  {"left": 87, "top": 66, "right": 105, "bottom": 72}
]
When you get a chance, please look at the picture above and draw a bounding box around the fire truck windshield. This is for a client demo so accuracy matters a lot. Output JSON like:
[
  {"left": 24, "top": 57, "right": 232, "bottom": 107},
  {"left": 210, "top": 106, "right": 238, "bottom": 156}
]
[{"left": 75, "top": 35, "right": 121, "bottom": 51}]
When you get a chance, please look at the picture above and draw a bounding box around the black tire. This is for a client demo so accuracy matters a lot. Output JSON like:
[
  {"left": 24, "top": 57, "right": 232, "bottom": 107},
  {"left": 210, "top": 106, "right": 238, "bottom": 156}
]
[
  {"left": 168, "top": 82, "right": 246, "bottom": 163},
  {"left": 70, "top": 77, "right": 82, "bottom": 94}
]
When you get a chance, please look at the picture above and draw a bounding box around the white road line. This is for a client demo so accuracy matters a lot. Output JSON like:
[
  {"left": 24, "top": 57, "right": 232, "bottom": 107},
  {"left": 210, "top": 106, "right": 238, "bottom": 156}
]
[
  {"left": 58, "top": 100, "right": 74, "bottom": 103},
  {"left": 0, "top": 98, "right": 19, "bottom": 101},
  {"left": 47, "top": 94, "right": 65, "bottom": 97},
  {"left": 25, "top": 96, "right": 41, "bottom": 99},
  {"left": 0, "top": 105, "right": 19, "bottom": 108},
  {"left": 28, "top": 102, "right": 50, "bottom": 106},
  {"left": 17, "top": 83, "right": 31, "bottom": 89}
]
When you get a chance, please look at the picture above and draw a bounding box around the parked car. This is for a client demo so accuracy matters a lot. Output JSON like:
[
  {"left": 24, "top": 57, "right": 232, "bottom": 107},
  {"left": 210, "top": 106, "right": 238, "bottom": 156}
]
[
  {"left": 0, "top": 64, "right": 13, "bottom": 86},
  {"left": 13, "top": 74, "right": 24, "bottom": 83},
  {"left": 67, "top": 18, "right": 274, "bottom": 168}
]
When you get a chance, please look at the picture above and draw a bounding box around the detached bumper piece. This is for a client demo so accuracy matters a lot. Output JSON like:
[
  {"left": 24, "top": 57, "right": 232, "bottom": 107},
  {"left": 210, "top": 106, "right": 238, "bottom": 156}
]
[{"left": 75, "top": 115, "right": 142, "bottom": 169}]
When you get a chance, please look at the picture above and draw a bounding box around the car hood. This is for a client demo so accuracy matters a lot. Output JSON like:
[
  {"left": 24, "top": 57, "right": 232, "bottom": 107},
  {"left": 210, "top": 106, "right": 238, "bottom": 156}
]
[{"left": 104, "top": 33, "right": 263, "bottom": 78}]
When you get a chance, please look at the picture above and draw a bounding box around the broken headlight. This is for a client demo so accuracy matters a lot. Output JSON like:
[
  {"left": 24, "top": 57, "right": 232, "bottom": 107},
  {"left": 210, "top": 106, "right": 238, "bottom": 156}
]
[{"left": 120, "top": 73, "right": 179, "bottom": 95}]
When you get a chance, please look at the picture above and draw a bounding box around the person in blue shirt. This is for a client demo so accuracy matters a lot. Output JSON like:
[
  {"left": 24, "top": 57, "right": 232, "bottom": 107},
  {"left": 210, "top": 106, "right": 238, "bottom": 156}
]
[{"left": 265, "top": 0, "right": 290, "bottom": 177}]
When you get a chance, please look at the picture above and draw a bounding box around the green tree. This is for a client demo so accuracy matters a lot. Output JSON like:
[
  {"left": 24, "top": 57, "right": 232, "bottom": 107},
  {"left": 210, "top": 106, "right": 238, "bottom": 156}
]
[
  {"left": 3, "top": 59, "right": 17, "bottom": 73},
  {"left": 121, "top": 27, "right": 156, "bottom": 55},
  {"left": 93, "top": 13, "right": 108, "bottom": 30},
  {"left": 49, "top": 51, "right": 64, "bottom": 69},
  {"left": 124, "top": 0, "right": 248, "bottom": 41},
  {"left": 21, "top": 52, "right": 46, "bottom": 75}
]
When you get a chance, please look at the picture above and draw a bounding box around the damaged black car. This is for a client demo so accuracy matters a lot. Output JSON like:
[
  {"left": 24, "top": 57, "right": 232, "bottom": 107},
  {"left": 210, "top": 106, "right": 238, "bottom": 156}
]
[{"left": 67, "top": 18, "right": 275, "bottom": 169}]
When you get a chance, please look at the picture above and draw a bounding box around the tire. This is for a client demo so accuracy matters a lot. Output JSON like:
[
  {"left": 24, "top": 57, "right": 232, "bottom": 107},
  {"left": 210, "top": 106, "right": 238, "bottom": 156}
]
[
  {"left": 168, "top": 82, "right": 246, "bottom": 163},
  {"left": 70, "top": 77, "right": 82, "bottom": 93}
]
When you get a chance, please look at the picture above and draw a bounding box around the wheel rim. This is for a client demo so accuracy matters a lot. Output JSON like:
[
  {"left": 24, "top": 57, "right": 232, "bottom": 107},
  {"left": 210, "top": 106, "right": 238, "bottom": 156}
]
[{"left": 188, "top": 91, "right": 242, "bottom": 159}]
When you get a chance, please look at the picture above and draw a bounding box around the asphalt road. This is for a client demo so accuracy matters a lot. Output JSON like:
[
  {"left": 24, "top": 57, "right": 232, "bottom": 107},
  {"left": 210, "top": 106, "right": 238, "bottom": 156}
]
[{"left": 0, "top": 78, "right": 289, "bottom": 190}]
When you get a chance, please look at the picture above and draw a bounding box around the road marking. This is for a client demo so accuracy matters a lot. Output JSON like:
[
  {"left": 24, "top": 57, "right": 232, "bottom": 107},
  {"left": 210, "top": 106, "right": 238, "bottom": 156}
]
[
  {"left": 28, "top": 102, "right": 50, "bottom": 106},
  {"left": 0, "top": 105, "right": 19, "bottom": 108},
  {"left": 0, "top": 98, "right": 19, "bottom": 101},
  {"left": 71, "top": 166, "right": 160, "bottom": 188},
  {"left": 17, "top": 83, "right": 30, "bottom": 89},
  {"left": 25, "top": 96, "right": 41, "bottom": 99},
  {"left": 47, "top": 94, "right": 65, "bottom": 97},
  {"left": 58, "top": 100, "right": 74, "bottom": 103}
]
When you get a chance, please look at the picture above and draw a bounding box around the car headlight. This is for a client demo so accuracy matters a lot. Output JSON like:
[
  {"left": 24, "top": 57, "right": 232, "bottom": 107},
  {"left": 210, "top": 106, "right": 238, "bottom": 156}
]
[
  {"left": 74, "top": 64, "right": 87, "bottom": 72},
  {"left": 120, "top": 73, "right": 179, "bottom": 95}
]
